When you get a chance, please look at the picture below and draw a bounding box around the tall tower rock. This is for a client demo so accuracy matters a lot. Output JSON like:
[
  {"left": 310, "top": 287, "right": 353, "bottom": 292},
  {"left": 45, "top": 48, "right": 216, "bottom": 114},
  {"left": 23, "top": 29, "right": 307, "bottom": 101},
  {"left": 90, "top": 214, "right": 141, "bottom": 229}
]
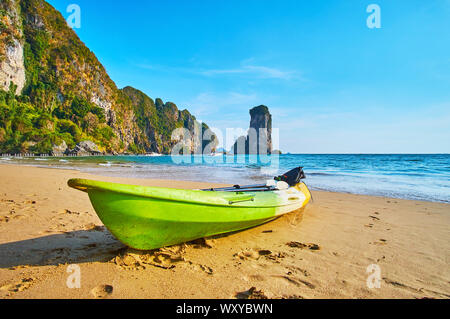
[
  {"left": 232, "top": 105, "right": 273, "bottom": 155},
  {"left": 249, "top": 105, "right": 272, "bottom": 154}
]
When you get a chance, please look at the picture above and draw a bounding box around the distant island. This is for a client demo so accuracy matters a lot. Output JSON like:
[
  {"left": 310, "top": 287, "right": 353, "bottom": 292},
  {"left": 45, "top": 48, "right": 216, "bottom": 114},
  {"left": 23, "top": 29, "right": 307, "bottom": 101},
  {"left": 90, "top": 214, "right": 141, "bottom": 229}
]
[{"left": 0, "top": 0, "right": 217, "bottom": 156}]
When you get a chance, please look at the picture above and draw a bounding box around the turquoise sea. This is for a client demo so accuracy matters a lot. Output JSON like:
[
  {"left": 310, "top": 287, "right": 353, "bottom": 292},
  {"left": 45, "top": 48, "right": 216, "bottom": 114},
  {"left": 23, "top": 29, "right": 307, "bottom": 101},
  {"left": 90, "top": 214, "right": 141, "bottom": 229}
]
[{"left": 1, "top": 154, "right": 449, "bottom": 203}]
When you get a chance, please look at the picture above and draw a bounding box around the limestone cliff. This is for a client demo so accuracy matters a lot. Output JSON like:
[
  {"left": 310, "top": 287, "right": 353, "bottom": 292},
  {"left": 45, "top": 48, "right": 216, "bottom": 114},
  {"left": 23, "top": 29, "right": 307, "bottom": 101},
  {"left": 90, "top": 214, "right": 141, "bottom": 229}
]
[
  {"left": 0, "top": 0, "right": 216, "bottom": 155},
  {"left": 232, "top": 105, "right": 273, "bottom": 155},
  {"left": 0, "top": 0, "right": 26, "bottom": 95},
  {"left": 122, "top": 86, "right": 217, "bottom": 154}
]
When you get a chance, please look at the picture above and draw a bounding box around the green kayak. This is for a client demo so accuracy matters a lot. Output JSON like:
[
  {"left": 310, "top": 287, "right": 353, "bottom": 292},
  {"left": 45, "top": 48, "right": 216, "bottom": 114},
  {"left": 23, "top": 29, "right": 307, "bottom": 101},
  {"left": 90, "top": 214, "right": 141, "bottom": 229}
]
[{"left": 68, "top": 177, "right": 311, "bottom": 250}]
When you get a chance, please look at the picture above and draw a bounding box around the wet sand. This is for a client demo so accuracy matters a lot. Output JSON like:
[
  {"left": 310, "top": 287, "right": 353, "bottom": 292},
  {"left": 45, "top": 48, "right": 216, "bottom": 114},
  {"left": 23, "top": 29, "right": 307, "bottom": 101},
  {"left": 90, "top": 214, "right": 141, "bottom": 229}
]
[{"left": 0, "top": 164, "right": 449, "bottom": 299}]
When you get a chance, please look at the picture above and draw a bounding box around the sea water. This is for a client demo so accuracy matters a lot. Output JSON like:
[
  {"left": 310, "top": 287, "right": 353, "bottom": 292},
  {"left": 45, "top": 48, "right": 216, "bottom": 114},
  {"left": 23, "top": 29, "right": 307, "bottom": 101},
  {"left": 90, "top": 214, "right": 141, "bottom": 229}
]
[{"left": 1, "top": 154, "right": 449, "bottom": 203}]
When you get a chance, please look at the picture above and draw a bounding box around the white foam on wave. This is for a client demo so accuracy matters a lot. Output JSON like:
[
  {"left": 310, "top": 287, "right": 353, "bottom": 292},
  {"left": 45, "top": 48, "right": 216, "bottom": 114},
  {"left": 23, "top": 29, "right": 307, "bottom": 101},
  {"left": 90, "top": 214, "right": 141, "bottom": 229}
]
[
  {"left": 99, "top": 162, "right": 112, "bottom": 167},
  {"left": 259, "top": 167, "right": 279, "bottom": 176}
]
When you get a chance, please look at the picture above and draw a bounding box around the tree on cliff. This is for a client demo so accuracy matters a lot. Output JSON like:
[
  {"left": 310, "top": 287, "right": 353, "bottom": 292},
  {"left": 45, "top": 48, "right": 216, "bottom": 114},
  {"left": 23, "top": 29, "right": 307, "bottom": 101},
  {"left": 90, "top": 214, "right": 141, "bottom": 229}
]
[{"left": 0, "top": 0, "right": 217, "bottom": 155}]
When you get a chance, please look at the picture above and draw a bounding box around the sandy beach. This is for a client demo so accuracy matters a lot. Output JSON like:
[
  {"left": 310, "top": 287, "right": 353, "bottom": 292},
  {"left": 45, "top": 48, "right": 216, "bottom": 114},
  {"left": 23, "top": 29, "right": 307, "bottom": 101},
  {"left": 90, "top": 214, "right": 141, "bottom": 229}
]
[{"left": 0, "top": 163, "right": 448, "bottom": 299}]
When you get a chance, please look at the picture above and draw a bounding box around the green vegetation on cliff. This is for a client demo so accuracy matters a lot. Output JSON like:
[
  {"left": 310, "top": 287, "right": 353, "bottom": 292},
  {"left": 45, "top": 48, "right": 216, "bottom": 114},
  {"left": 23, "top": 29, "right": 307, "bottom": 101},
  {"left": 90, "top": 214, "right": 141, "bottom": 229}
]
[
  {"left": 0, "top": 0, "right": 217, "bottom": 155},
  {"left": 0, "top": 84, "right": 115, "bottom": 154},
  {"left": 122, "top": 86, "right": 217, "bottom": 155}
]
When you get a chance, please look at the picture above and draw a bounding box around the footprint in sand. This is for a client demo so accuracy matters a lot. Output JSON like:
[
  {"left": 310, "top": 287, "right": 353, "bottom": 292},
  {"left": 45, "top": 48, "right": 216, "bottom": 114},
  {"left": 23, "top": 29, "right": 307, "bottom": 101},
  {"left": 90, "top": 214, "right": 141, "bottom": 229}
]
[
  {"left": 235, "top": 250, "right": 261, "bottom": 260},
  {"left": 286, "top": 242, "right": 321, "bottom": 251},
  {"left": 286, "top": 265, "right": 311, "bottom": 277},
  {"left": 371, "top": 239, "right": 388, "bottom": 246},
  {"left": 234, "top": 249, "right": 272, "bottom": 260},
  {"left": 258, "top": 250, "right": 272, "bottom": 256},
  {"left": 0, "top": 277, "right": 35, "bottom": 294},
  {"left": 58, "top": 209, "right": 81, "bottom": 216},
  {"left": 189, "top": 263, "right": 213, "bottom": 275},
  {"left": 235, "top": 287, "right": 268, "bottom": 299},
  {"left": 235, "top": 249, "right": 286, "bottom": 264},
  {"left": 189, "top": 238, "right": 215, "bottom": 249},
  {"left": 273, "top": 275, "right": 316, "bottom": 289},
  {"left": 0, "top": 212, "right": 27, "bottom": 224},
  {"left": 113, "top": 249, "right": 170, "bottom": 270},
  {"left": 91, "top": 285, "right": 113, "bottom": 299},
  {"left": 280, "top": 294, "right": 305, "bottom": 299},
  {"left": 0, "top": 199, "right": 15, "bottom": 203},
  {"left": 112, "top": 246, "right": 214, "bottom": 275},
  {"left": 40, "top": 247, "right": 72, "bottom": 265},
  {"left": 248, "top": 274, "right": 266, "bottom": 281}
]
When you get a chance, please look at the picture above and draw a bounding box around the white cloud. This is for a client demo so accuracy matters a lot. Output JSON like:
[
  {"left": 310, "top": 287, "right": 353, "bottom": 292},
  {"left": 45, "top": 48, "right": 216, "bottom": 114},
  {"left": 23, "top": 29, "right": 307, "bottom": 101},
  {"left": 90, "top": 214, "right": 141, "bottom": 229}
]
[
  {"left": 201, "top": 65, "right": 297, "bottom": 80},
  {"left": 135, "top": 59, "right": 303, "bottom": 81}
]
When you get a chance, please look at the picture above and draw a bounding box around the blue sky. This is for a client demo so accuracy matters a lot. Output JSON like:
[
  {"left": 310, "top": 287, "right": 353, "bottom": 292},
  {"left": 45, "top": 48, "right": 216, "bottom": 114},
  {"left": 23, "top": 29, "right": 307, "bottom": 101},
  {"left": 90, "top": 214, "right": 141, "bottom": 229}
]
[{"left": 48, "top": 0, "right": 450, "bottom": 153}]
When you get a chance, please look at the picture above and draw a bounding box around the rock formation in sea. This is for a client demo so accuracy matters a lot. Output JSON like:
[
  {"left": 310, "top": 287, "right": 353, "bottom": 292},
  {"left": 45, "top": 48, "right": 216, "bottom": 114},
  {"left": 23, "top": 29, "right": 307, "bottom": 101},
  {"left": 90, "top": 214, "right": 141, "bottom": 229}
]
[{"left": 232, "top": 105, "right": 273, "bottom": 155}]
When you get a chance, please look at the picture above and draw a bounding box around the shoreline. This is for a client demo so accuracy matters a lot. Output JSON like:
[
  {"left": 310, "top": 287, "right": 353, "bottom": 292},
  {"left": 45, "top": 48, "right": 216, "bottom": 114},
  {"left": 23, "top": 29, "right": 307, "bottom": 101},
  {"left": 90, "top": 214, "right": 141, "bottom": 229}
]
[
  {"left": 0, "top": 160, "right": 450, "bottom": 204},
  {"left": 0, "top": 164, "right": 449, "bottom": 299}
]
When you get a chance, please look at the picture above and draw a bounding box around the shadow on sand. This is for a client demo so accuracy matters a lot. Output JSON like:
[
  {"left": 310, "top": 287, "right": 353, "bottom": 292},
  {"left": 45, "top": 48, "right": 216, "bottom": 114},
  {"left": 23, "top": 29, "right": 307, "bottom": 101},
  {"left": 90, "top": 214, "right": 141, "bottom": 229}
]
[
  {"left": 0, "top": 208, "right": 307, "bottom": 269},
  {"left": 0, "top": 229, "right": 124, "bottom": 269}
]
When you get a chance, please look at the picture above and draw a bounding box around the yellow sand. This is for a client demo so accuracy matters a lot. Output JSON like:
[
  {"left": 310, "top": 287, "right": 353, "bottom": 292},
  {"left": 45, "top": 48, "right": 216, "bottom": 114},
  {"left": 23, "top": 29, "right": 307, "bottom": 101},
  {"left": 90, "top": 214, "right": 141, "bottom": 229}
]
[{"left": 0, "top": 164, "right": 448, "bottom": 299}]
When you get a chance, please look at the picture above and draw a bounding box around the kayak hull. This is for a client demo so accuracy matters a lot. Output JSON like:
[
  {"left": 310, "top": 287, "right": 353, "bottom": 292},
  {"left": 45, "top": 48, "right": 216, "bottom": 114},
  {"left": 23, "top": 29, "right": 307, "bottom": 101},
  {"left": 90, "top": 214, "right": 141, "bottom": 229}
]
[{"left": 68, "top": 179, "right": 311, "bottom": 250}]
